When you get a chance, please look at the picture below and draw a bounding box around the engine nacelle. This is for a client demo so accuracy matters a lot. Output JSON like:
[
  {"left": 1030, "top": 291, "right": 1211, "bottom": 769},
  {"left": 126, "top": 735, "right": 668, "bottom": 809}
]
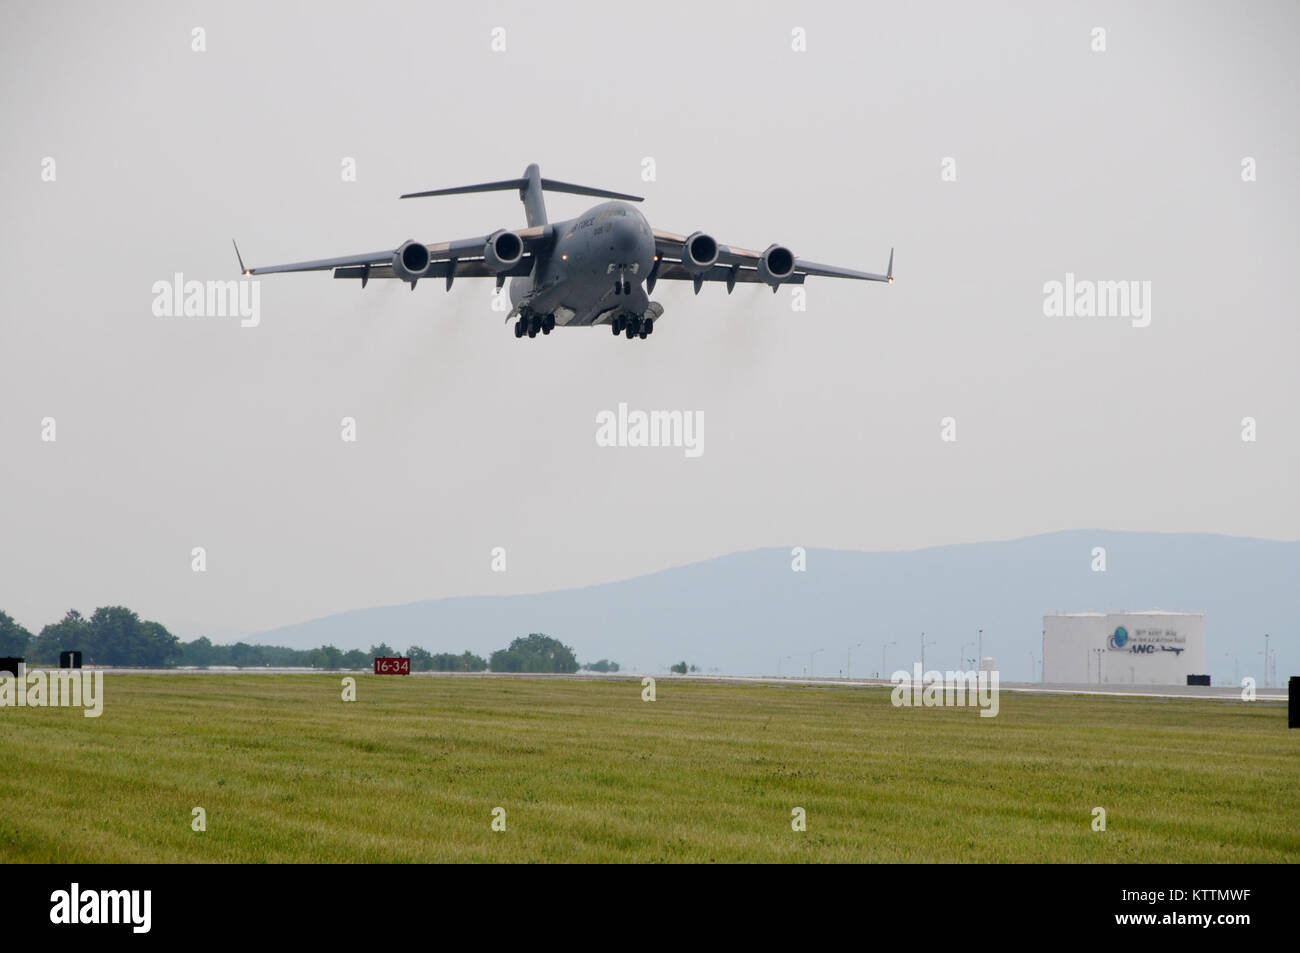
[
  {"left": 483, "top": 229, "right": 524, "bottom": 273},
  {"left": 682, "top": 231, "right": 719, "bottom": 272},
  {"left": 756, "top": 244, "right": 796, "bottom": 286},
  {"left": 392, "top": 240, "right": 431, "bottom": 282}
]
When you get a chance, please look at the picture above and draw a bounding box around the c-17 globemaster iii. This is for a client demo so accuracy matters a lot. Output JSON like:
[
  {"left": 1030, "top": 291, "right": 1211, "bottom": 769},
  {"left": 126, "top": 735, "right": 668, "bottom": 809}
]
[{"left": 235, "top": 163, "right": 893, "bottom": 340}]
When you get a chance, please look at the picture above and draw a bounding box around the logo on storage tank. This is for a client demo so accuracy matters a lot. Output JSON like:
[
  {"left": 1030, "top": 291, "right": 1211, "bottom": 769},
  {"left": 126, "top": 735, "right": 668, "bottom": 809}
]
[{"left": 1108, "top": 626, "right": 1129, "bottom": 650}]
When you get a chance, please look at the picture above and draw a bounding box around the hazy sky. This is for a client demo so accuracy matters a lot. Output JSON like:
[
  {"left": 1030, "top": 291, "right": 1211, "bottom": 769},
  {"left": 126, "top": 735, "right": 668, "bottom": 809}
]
[{"left": 1, "top": 0, "right": 1296, "bottom": 639}]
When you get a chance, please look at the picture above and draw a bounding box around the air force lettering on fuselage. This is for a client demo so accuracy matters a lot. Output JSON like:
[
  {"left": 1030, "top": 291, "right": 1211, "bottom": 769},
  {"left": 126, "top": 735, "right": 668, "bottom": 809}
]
[{"left": 235, "top": 163, "right": 893, "bottom": 341}]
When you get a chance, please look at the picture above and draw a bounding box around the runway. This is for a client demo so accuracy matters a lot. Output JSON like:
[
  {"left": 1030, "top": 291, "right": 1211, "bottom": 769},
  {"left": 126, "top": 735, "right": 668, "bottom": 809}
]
[{"left": 44, "top": 666, "right": 1290, "bottom": 702}]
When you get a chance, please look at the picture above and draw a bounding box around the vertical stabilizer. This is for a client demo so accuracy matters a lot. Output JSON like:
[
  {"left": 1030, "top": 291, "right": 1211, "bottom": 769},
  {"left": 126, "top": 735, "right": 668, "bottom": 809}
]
[{"left": 520, "top": 163, "right": 546, "bottom": 227}]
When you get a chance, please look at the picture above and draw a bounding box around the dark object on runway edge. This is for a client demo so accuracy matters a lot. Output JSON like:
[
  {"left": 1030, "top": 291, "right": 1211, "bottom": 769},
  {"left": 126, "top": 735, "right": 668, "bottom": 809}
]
[
  {"left": 1290, "top": 677, "right": 1298, "bottom": 729},
  {"left": 59, "top": 650, "right": 82, "bottom": 669},
  {"left": 1186, "top": 674, "right": 1210, "bottom": 686},
  {"left": 0, "top": 657, "right": 22, "bottom": 676}
]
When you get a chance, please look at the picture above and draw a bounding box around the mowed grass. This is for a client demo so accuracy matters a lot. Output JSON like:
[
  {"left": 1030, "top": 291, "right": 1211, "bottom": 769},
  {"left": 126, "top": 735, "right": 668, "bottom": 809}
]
[{"left": 0, "top": 674, "right": 1296, "bottom": 863}]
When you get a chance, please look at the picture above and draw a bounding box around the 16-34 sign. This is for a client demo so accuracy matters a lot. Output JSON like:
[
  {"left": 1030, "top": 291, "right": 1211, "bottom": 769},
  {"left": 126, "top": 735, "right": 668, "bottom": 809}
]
[{"left": 374, "top": 657, "right": 410, "bottom": 675}]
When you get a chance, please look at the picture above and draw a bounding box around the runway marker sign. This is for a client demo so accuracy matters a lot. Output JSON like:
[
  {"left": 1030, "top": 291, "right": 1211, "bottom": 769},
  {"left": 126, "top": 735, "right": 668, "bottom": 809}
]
[{"left": 374, "top": 657, "right": 410, "bottom": 675}]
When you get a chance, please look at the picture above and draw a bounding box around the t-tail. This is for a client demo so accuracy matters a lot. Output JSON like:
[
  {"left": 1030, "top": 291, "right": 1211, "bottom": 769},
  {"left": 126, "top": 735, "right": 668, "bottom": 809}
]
[{"left": 399, "top": 163, "right": 643, "bottom": 228}]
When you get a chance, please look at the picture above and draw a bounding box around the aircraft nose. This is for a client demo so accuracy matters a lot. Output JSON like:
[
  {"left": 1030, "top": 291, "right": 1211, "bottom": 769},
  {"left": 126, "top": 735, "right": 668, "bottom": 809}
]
[
  {"left": 609, "top": 216, "right": 652, "bottom": 268},
  {"left": 610, "top": 218, "right": 638, "bottom": 254}
]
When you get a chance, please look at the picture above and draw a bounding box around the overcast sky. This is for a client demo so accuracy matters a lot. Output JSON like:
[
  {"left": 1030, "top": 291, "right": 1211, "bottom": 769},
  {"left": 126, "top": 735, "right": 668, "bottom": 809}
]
[{"left": 1, "top": 0, "right": 1296, "bottom": 639}]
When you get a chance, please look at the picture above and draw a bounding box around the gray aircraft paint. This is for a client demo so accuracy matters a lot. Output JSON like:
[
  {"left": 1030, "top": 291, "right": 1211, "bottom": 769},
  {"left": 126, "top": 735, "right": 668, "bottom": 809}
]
[{"left": 238, "top": 162, "right": 892, "bottom": 340}]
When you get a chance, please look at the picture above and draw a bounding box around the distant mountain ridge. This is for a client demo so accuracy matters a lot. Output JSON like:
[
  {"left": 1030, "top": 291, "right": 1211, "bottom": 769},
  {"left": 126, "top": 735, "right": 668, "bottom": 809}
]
[{"left": 250, "top": 531, "right": 1299, "bottom": 682}]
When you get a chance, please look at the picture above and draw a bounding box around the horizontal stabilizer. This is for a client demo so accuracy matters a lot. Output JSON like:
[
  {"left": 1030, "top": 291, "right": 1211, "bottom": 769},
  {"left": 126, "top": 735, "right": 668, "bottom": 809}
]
[
  {"left": 402, "top": 178, "right": 642, "bottom": 202},
  {"left": 537, "top": 178, "right": 643, "bottom": 202}
]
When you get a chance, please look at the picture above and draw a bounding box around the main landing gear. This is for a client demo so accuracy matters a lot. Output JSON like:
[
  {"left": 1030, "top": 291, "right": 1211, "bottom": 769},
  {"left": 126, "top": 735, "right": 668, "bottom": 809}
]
[
  {"left": 611, "top": 314, "right": 653, "bottom": 340},
  {"left": 514, "top": 312, "right": 556, "bottom": 338}
]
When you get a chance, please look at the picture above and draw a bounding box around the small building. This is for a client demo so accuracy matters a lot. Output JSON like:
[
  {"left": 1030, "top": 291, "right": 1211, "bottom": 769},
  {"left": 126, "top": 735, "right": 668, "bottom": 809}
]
[{"left": 1042, "top": 611, "right": 1206, "bottom": 685}]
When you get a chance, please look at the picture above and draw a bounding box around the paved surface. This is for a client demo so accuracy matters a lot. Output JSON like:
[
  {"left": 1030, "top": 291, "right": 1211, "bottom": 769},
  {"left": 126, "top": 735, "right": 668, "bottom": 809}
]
[{"left": 28, "top": 667, "right": 1288, "bottom": 702}]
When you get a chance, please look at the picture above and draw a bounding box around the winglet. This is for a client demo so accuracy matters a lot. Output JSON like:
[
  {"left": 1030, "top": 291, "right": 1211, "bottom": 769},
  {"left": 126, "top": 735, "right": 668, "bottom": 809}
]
[
  {"left": 887, "top": 247, "right": 894, "bottom": 283},
  {"left": 233, "top": 239, "right": 250, "bottom": 276}
]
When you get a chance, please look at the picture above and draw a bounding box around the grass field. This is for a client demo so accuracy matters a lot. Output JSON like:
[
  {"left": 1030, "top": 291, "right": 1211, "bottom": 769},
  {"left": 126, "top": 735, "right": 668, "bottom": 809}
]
[{"left": 0, "top": 674, "right": 1296, "bottom": 863}]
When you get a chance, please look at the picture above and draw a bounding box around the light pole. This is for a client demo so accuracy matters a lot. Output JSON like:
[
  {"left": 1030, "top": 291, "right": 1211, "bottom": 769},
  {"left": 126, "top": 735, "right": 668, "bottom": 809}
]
[
  {"left": 1093, "top": 647, "right": 1104, "bottom": 684},
  {"left": 978, "top": 627, "right": 983, "bottom": 669},
  {"left": 847, "top": 642, "right": 862, "bottom": 680},
  {"left": 881, "top": 640, "right": 897, "bottom": 679},
  {"left": 810, "top": 648, "right": 823, "bottom": 679},
  {"left": 1029, "top": 651, "right": 1038, "bottom": 682},
  {"left": 961, "top": 641, "right": 974, "bottom": 671},
  {"left": 920, "top": 632, "right": 934, "bottom": 673}
]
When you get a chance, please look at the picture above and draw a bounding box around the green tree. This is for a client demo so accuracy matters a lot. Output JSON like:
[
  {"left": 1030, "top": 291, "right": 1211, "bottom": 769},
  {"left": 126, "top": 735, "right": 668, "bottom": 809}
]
[
  {"left": 426, "top": 650, "right": 488, "bottom": 672},
  {"left": 670, "top": 661, "right": 688, "bottom": 674},
  {"left": 0, "top": 611, "right": 33, "bottom": 657},
  {"left": 84, "top": 607, "right": 180, "bottom": 667},
  {"left": 312, "top": 645, "right": 343, "bottom": 670},
  {"left": 582, "top": 659, "right": 620, "bottom": 673},
  {"left": 30, "top": 610, "right": 91, "bottom": 664},
  {"left": 178, "top": 636, "right": 218, "bottom": 667},
  {"left": 489, "top": 633, "right": 579, "bottom": 673}
]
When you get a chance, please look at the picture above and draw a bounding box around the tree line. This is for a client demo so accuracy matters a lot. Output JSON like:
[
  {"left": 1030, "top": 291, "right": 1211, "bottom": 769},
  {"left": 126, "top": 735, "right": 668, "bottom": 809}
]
[{"left": 0, "top": 609, "right": 605, "bottom": 674}]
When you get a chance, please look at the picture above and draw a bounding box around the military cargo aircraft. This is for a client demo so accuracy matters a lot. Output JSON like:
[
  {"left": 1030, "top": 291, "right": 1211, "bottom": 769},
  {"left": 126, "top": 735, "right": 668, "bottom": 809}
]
[{"left": 235, "top": 164, "right": 892, "bottom": 340}]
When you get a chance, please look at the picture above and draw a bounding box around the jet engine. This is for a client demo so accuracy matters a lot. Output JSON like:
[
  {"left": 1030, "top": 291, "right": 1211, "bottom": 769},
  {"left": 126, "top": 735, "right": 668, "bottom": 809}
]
[
  {"left": 483, "top": 229, "right": 524, "bottom": 273},
  {"left": 756, "top": 244, "right": 796, "bottom": 287},
  {"left": 392, "top": 240, "right": 431, "bottom": 281},
  {"left": 682, "top": 231, "right": 719, "bottom": 272}
]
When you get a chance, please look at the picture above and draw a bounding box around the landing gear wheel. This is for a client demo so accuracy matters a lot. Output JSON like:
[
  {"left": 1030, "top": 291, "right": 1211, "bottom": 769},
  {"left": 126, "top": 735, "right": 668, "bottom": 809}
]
[
  {"left": 644, "top": 319, "right": 654, "bottom": 335},
  {"left": 543, "top": 314, "right": 555, "bottom": 333},
  {"left": 622, "top": 279, "right": 632, "bottom": 295},
  {"left": 611, "top": 321, "right": 620, "bottom": 336},
  {"left": 625, "top": 324, "right": 635, "bottom": 339},
  {"left": 638, "top": 325, "right": 647, "bottom": 339}
]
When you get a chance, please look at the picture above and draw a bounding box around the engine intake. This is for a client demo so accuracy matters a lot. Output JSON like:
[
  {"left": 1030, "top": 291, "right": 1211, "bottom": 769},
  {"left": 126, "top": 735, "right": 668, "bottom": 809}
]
[
  {"left": 483, "top": 229, "right": 524, "bottom": 273},
  {"left": 682, "top": 231, "right": 719, "bottom": 272},
  {"left": 392, "top": 240, "right": 431, "bottom": 281},
  {"left": 756, "top": 244, "right": 795, "bottom": 286}
]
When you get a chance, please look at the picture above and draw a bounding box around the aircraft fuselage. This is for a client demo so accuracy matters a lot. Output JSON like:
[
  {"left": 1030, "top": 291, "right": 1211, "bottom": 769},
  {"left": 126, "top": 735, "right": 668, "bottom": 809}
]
[{"left": 509, "top": 201, "right": 656, "bottom": 327}]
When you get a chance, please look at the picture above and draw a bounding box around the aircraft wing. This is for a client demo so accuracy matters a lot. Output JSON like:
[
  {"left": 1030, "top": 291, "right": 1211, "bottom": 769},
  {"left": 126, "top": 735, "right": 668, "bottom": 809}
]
[
  {"left": 650, "top": 229, "right": 892, "bottom": 291},
  {"left": 235, "top": 225, "right": 553, "bottom": 287}
]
